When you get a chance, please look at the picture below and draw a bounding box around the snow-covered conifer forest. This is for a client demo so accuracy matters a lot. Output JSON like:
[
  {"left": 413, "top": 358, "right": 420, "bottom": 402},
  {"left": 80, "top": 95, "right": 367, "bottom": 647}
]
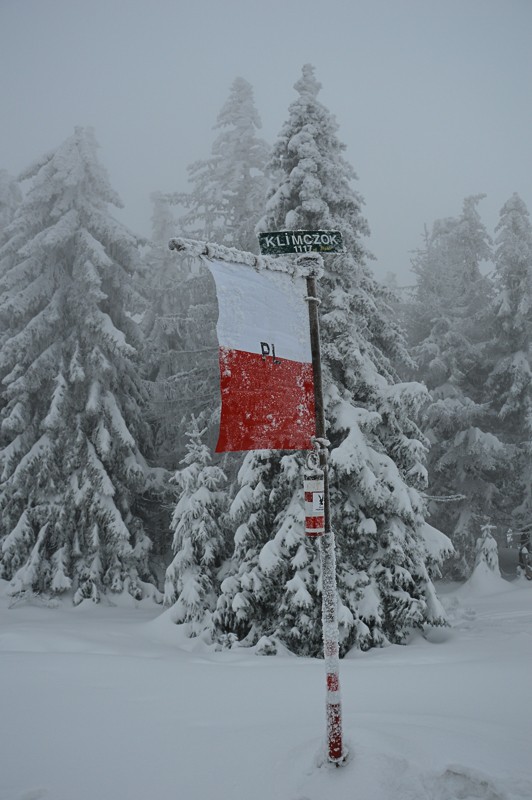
[
  {"left": 1, "top": 66, "right": 531, "bottom": 645},
  {"left": 2, "top": 62, "right": 532, "bottom": 800}
]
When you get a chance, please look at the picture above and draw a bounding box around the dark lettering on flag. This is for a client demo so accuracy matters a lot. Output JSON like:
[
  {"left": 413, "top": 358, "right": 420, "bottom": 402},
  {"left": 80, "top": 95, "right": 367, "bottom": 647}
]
[{"left": 260, "top": 341, "right": 281, "bottom": 365}]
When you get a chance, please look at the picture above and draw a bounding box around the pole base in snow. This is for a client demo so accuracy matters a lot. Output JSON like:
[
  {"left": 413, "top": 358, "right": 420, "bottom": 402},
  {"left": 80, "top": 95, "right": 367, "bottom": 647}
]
[
  {"left": 317, "top": 744, "right": 350, "bottom": 768},
  {"left": 329, "top": 750, "right": 349, "bottom": 767}
]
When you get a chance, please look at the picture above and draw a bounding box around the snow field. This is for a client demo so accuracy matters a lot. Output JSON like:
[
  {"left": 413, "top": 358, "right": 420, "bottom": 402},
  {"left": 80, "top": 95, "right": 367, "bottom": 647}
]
[{"left": 1, "top": 572, "right": 531, "bottom": 800}]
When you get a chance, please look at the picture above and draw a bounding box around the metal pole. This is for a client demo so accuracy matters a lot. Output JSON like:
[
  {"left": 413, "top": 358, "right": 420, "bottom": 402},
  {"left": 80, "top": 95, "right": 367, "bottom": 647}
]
[{"left": 299, "top": 254, "right": 345, "bottom": 765}]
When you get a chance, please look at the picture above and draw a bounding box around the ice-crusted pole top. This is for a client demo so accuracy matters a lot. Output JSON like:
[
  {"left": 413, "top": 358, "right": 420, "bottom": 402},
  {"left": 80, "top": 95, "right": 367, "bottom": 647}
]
[
  {"left": 168, "top": 236, "right": 324, "bottom": 279},
  {"left": 294, "top": 251, "right": 325, "bottom": 279}
]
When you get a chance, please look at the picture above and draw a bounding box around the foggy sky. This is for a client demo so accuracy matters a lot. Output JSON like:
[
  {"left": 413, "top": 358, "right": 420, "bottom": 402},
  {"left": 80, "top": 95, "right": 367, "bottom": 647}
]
[{"left": 2, "top": 0, "right": 531, "bottom": 283}]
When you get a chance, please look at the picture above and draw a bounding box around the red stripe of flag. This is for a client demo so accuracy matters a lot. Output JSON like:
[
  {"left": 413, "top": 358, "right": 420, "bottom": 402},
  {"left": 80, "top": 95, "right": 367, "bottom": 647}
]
[{"left": 215, "top": 347, "right": 316, "bottom": 452}]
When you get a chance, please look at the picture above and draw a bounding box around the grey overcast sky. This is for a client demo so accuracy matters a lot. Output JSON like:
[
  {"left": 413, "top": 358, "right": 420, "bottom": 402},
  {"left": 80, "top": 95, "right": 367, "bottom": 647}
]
[{"left": 1, "top": 0, "right": 531, "bottom": 283}]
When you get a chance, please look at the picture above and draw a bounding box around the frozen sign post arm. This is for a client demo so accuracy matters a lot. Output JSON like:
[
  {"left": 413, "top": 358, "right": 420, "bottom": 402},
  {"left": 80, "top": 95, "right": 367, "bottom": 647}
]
[{"left": 260, "top": 230, "right": 346, "bottom": 765}]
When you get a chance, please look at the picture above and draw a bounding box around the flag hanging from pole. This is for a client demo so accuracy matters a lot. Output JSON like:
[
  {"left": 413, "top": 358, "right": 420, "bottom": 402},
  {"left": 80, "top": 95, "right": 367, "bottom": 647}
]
[{"left": 205, "top": 258, "right": 316, "bottom": 452}]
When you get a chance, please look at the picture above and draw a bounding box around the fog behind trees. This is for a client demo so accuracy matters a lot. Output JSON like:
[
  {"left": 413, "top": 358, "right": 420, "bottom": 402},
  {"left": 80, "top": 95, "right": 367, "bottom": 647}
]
[{"left": 1, "top": 0, "right": 531, "bottom": 284}]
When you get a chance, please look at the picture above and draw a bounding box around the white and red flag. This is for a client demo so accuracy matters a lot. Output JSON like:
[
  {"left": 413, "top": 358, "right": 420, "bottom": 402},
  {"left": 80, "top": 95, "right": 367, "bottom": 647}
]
[{"left": 205, "top": 258, "right": 316, "bottom": 452}]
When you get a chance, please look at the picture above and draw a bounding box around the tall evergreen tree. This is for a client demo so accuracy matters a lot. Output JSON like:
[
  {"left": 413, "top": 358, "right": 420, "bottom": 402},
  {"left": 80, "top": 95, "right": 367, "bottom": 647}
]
[
  {"left": 409, "top": 196, "right": 505, "bottom": 577},
  {"left": 409, "top": 197, "right": 509, "bottom": 574},
  {"left": 0, "top": 127, "right": 157, "bottom": 602},
  {"left": 164, "top": 417, "right": 228, "bottom": 635},
  {"left": 486, "top": 193, "right": 532, "bottom": 526},
  {"left": 148, "top": 80, "right": 268, "bottom": 465},
  {"left": 212, "top": 450, "right": 279, "bottom": 645},
  {"left": 174, "top": 76, "right": 270, "bottom": 253},
  {"left": 410, "top": 196, "right": 492, "bottom": 348},
  {"left": 140, "top": 193, "right": 218, "bottom": 470},
  {"left": 213, "top": 65, "right": 450, "bottom": 654}
]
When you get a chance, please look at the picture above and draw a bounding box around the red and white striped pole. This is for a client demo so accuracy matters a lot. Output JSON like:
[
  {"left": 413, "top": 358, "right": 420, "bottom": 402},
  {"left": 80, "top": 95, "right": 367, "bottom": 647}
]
[{"left": 300, "top": 254, "right": 345, "bottom": 765}]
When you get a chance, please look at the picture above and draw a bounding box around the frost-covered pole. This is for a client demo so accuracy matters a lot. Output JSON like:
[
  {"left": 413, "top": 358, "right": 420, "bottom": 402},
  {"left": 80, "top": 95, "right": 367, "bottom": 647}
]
[{"left": 299, "top": 252, "right": 344, "bottom": 765}]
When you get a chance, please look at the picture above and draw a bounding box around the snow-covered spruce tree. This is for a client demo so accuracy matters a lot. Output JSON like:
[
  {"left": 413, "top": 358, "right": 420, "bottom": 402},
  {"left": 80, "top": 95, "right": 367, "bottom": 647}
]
[
  {"left": 485, "top": 193, "right": 532, "bottom": 528},
  {"left": 409, "top": 196, "right": 506, "bottom": 577},
  {"left": 410, "top": 197, "right": 491, "bottom": 345},
  {"left": 462, "top": 519, "right": 503, "bottom": 591},
  {"left": 174, "top": 76, "right": 270, "bottom": 254},
  {"left": 140, "top": 192, "right": 218, "bottom": 470},
  {"left": 254, "top": 453, "right": 319, "bottom": 654},
  {"left": 255, "top": 452, "right": 326, "bottom": 655},
  {"left": 474, "top": 520, "right": 500, "bottom": 574},
  {"left": 140, "top": 193, "right": 184, "bottom": 469},
  {"left": 164, "top": 417, "right": 228, "bottom": 635},
  {"left": 146, "top": 82, "right": 269, "bottom": 462},
  {"left": 211, "top": 449, "right": 322, "bottom": 654},
  {"left": 0, "top": 127, "right": 157, "bottom": 603},
  {"left": 212, "top": 450, "right": 278, "bottom": 645},
  {"left": 213, "top": 65, "right": 450, "bottom": 654}
]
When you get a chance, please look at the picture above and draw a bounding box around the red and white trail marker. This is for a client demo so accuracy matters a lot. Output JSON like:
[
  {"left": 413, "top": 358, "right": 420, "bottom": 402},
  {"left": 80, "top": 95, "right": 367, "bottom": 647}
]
[
  {"left": 206, "top": 258, "right": 316, "bottom": 453},
  {"left": 304, "top": 473, "right": 325, "bottom": 537}
]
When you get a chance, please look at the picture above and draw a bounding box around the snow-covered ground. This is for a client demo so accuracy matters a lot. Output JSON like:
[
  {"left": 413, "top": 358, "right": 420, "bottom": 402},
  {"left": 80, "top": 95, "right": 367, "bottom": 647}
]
[{"left": 1, "top": 570, "right": 531, "bottom": 800}]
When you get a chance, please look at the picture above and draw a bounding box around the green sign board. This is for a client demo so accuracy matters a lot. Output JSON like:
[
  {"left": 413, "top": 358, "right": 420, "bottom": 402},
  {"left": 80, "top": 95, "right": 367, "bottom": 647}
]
[{"left": 258, "top": 230, "right": 344, "bottom": 255}]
